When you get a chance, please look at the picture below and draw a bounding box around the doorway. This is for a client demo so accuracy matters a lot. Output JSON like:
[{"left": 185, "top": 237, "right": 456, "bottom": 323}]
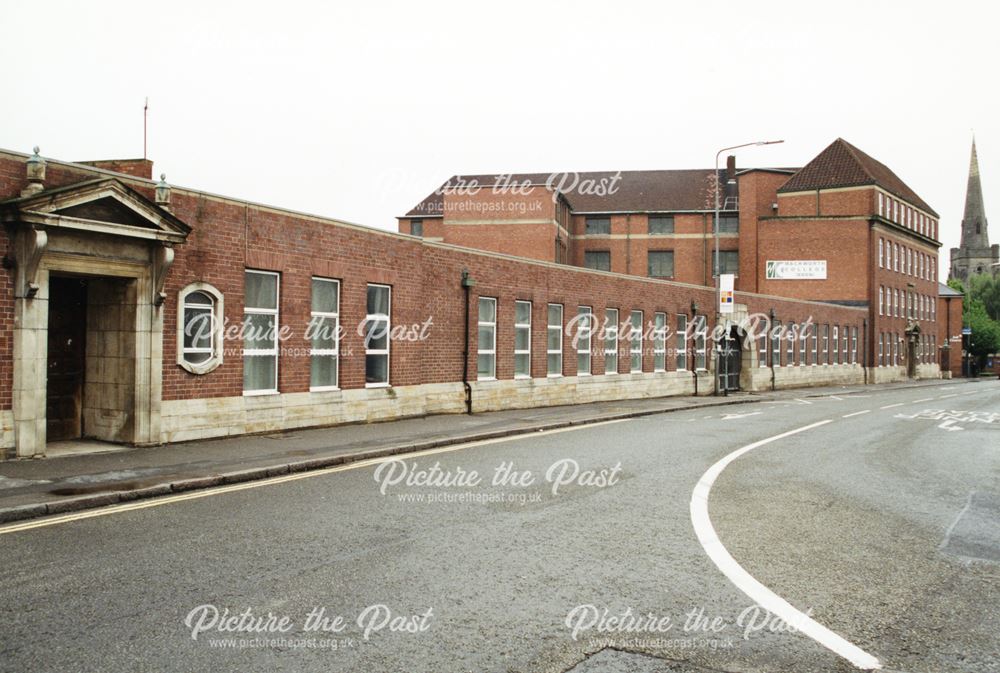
[
  {"left": 719, "top": 326, "right": 742, "bottom": 392},
  {"left": 46, "top": 276, "right": 88, "bottom": 441}
]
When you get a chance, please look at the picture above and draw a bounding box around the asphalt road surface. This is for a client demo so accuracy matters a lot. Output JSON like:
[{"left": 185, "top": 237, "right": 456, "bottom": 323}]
[{"left": 2, "top": 381, "right": 998, "bottom": 673}]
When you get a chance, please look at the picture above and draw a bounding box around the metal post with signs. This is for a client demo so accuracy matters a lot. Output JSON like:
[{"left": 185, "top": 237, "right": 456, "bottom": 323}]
[{"left": 719, "top": 273, "right": 734, "bottom": 395}]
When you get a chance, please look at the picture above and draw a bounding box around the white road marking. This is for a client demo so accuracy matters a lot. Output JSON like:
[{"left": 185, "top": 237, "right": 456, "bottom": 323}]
[
  {"left": 937, "top": 420, "right": 964, "bottom": 432},
  {"left": 722, "top": 412, "right": 763, "bottom": 420},
  {"left": 880, "top": 403, "right": 903, "bottom": 409},
  {"left": 794, "top": 398, "right": 812, "bottom": 405},
  {"left": 690, "top": 419, "right": 882, "bottom": 670},
  {"left": 843, "top": 410, "right": 871, "bottom": 418},
  {"left": 938, "top": 394, "right": 959, "bottom": 399},
  {"left": 912, "top": 398, "right": 934, "bottom": 403},
  {"left": 940, "top": 492, "right": 974, "bottom": 551},
  {"left": 0, "top": 418, "right": 633, "bottom": 535},
  {"left": 827, "top": 395, "right": 844, "bottom": 401}
]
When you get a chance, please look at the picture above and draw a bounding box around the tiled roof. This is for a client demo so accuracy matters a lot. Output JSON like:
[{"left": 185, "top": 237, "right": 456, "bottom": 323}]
[
  {"left": 938, "top": 282, "right": 963, "bottom": 297},
  {"left": 404, "top": 169, "right": 752, "bottom": 217},
  {"left": 777, "top": 138, "right": 938, "bottom": 217}
]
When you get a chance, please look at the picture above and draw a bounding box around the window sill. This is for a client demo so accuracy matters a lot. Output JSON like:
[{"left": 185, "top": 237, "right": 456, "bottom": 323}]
[
  {"left": 477, "top": 377, "right": 497, "bottom": 382},
  {"left": 244, "top": 389, "right": 279, "bottom": 397},
  {"left": 546, "top": 374, "right": 563, "bottom": 379},
  {"left": 514, "top": 374, "right": 532, "bottom": 380},
  {"left": 310, "top": 386, "right": 341, "bottom": 393},
  {"left": 365, "top": 382, "right": 391, "bottom": 389}
]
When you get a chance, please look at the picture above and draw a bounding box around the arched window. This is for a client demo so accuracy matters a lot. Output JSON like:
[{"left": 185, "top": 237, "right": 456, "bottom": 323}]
[{"left": 177, "top": 282, "right": 225, "bottom": 374}]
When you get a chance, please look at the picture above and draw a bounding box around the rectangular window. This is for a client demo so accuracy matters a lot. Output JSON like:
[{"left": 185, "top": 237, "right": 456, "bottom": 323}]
[
  {"left": 244, "top": 270, "right": 279, "bottom": 394},
  {"left": 878, "top": 239, "right": 883, "bottom": 268},
  {"left": 648, "top": 215, "right": 675, "bottom": 235},
  {"left": 879, "top": 333, "right": 884, "bottom": 367},
  {"left": 717, "top": 214, "right": 739, "bottom": 233},
  {"left": 364, "top": 284, "right": 391, "bottom": 386},
  {"left": 514, "top": 300, "right": 532, "bottom": 378},
  {"left": 811, "top": 327, "right": 818, "bottom": 365},
  {"left": 584, "top": 250, "right": 611, "bottom": 271},
  {"left": 832, "top": 326, "right": 840, "bottom": 364},
  {"left": 547, "top": 304, "right": 563, "bottom": 376},
  {"left": 410, "top": 219, "right": 424, "bottom": 237},
  {"left": 309, "top": 277, "right": 340, "bottom": 390},
  {"left": 772, "top": 321, "right": 782, "bottom": 367},
  {"left": 879, "top": 286, "right": 884, "bottom": 316},
  {"left": 630, "top": 310, "right": 643, "bottom": 373},
  {"left": 715, "top": 250, "right": 739, "bottom": 276},
  {"left": 893, "top": 333, "right": 898, "bottom": 366},
  {"left": 675, "top": 314, "right": 688, "bottom": 371},
  {"left": 653, "top": 312, "right": 667, "bottom": 372},
  {"left": 604, "top": 308, "right": 619, "bottom": 374},
  {"left": 647, "top": 251, "right": 674, "bottom": 278},
  {"left": 477, "top": 297, "right": 497, "bottom": 380},
  {"left": 577, "top": 306, "right": 592, "bottom": 376},
  {"left": 878, "top": 192, "right": 884, "bottom": 217},
  {"left": 585, "top": 216, "right": 611, "bottom": 235},
  {"left": 758, "top": 331, "right": 768, "bottom": 368},
  {"left": 694, "top": 316, "right": 707, "bottom": 371},
  {"left": 800, "top": 325, "right": 809, "bottom": 366},
  {"left": 843, "top": 329, "right": 849, "bottom": 363},
  {"left": 822, "top": 325, "right": 829, "bottom": 364},
  {"left": 787, "top": 324, "right": 795, "bottom": 365}
]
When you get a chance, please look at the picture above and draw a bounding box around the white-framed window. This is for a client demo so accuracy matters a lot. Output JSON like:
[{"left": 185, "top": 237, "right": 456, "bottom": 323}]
[
  {"left": 675, "top": 314, "right": 687, "bottom": 371},
  {"left": 800, "top": 324, "right": 809, "bottom": 366},
  {"left": 243, "top": 270, "right": 279, "bottom": 394},
  {"left": 833, "top": 325, "right": 840, "bottom": 364},
  {"left": 547, "top": 303, "right": 563, "bottom": 376},
  {"left": 811, "top": 327, "right": 818, "bottom": 365},
  {"left": 878, "top": 238, "right": 883, "bottom": 267},
  {"left": 364, "top": 284, "right": 391, "bottom": 387},
  {"left": 577, "top": 306, "right": 592, "bottom": 376},
  {"left": 604, "top": 308, "right": 619, "bottom": 374},
  {"left": 694, "top": 316, "right": 707, "bottom": 371},
  {"left": 177, "top": 282, "right": 224, "bottom": 376},
  {"left": 893, "top": 333, "right": 898, "bottom": 366},
  {"left": 893, "top": 243, "right": 899, "bottom": 272},
  {"left": 653, "top": 312, "right": 666, "bottom": 372},
  {"left": 630, "top": 310, "right": 643, "bottom": 373},
  {"left": 772, "top": 321, "right": 782, "bottom": 367},
  {"left": 893, "top": 199, "right": 899, "bottom": 223},
  {"left": 822, "top": 324, "right": 829, "bottom": 364},
  {"left": 893, "top": 288, "right": 899, "bottom": 317},
  {"left": 842, "top": 328, "right": 849, "bottom": 363},
  {"left": 309, "top": 277, "right": 340, "bottom": 390},
  {"left": 878, "top": 192, "right": 884, "bottom": 217},
  {"left": 758, "top": 330, "right": 768, "bottom": 368},
  {"left": 477, "top": 297, "right": 497, "bottom": 380},
  {"left": 878, "top": 333, "right": 883, "bottom": 366},
  {"left": 879, "top": 286, "right": 884, "bottom": 316},
  {"left": 786, "top": 324, "right": 795, "bottom": 365},
  {"left": 514, "top": 300, "right": 532, "bottom": 378}
]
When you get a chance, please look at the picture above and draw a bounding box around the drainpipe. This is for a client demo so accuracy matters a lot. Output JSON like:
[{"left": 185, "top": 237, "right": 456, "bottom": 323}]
[
  {"left": 461, "top": 269, "right": 476, "bottom": 414},
  {"left": 863, "top": 318, "right": 869, "bottom": 385},
  {"left": 768, "top": 308, "right": 777, "bottom": 391}
]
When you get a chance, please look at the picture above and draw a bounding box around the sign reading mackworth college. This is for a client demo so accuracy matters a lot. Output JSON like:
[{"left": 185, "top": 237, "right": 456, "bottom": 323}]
[{"left": 765, "top": 260, "right": 827, "bottom": 280}]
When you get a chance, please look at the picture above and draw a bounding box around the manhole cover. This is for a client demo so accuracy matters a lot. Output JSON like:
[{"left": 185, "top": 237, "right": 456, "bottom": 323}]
[{"left": 566, "top": 649, "right": 713, "bottom": 673}]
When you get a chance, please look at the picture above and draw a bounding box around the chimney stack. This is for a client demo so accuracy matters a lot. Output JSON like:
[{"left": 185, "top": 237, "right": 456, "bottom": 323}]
[{"left": 726, "top": 155, "right": 736, "bottom": 181}]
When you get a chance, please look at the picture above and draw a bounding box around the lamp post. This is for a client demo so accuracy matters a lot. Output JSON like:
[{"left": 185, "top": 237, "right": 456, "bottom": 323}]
[{"left": 713, "top": 139, "right": 783, "bottom": 395}]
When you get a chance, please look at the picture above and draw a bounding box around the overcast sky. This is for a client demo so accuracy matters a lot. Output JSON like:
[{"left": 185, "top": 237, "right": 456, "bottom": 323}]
[{"left": 3, "top": 1, "right": 996, "bottom": 278}]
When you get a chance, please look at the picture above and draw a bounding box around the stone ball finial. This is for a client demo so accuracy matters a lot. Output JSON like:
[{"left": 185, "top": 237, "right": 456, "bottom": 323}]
[
  {"left": 32, "top": 146, "right": 40, "bottom": 156},
  {"left": 161, "top": 173, "right": 166, "bottom": 181}
]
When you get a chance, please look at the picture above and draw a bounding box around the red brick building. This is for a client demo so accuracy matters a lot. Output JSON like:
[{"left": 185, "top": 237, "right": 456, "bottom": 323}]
[{"left": 0, "top": 140, "right": 939, "bottom": 458}]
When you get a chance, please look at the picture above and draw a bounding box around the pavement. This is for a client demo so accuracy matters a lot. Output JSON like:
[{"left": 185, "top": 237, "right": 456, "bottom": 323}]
[
  {"left": 2, "top": 377, "right": 997, "bottom": 673},
  {"left": 0, "top": 377, "right": 982, "bottom": 524}
]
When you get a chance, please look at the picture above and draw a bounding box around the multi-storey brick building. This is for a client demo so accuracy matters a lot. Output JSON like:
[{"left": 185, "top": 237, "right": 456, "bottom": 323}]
[
  {"left": 402, "top": 138, "right": 951, "bottom": 383},
  {"left": 0, "top": 140, "right": 948, "bottom": 459}
]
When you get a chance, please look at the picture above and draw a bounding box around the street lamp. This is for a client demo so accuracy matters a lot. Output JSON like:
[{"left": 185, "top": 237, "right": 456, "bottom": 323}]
[{"left": 713, "top": 139, "right": 783, "bottom": 395}]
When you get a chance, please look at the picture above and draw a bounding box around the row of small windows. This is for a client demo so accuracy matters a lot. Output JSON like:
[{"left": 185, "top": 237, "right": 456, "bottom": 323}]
[
  {"left": 179, "top": 272, "right": 392, "bottom": 394},
  {"left": 583, "top": 214, "right": 738, "bottom": 236},
  {"left": 877, "top": 193, "right": 936, "bottom": 239},
  {"left": 476, "top": 298, "right": 709, "bottom": 380},
  {"left": 756, "top": 323, "right": 859, "bottom": 367},
  {"left": 878, "top": 238, "right": 936, "bottom": 281},
  {"left": 878, "top": 286, "right": 937, "bottom": 322},
  {"left": 877, "top": 333, "right": 937, "bottom": 366},
  {"left": 582, "top": 250, "right": 739, "bottom": 277}
]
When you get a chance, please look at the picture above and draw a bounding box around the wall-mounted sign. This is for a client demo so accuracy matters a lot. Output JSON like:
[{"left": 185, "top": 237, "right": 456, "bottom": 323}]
[
  {"left": 765, "top": 260, "right": 827, "bottom": 280},
  {"left": 719, "top": 273, "right": 735, "bottom": 314}
]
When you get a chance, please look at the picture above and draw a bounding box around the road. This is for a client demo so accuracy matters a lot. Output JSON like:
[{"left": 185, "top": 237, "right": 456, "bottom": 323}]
[{"left": 1, "top": 381, "right": 998, "bottom": 673}]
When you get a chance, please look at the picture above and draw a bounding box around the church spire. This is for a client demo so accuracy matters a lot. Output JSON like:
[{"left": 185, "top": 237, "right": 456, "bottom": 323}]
[{"left": 960, "top": 137, "right": 989, "bottom": 249}]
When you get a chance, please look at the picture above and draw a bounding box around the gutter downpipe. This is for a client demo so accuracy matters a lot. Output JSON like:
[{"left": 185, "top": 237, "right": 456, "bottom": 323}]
[{"left": 461, "top": 269, "right": 476, "bottom": 414}]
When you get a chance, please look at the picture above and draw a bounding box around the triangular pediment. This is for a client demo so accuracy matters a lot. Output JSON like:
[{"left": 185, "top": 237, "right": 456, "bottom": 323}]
[{"left": 0, "top": 178, "right": 190, "bottom": 243}]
